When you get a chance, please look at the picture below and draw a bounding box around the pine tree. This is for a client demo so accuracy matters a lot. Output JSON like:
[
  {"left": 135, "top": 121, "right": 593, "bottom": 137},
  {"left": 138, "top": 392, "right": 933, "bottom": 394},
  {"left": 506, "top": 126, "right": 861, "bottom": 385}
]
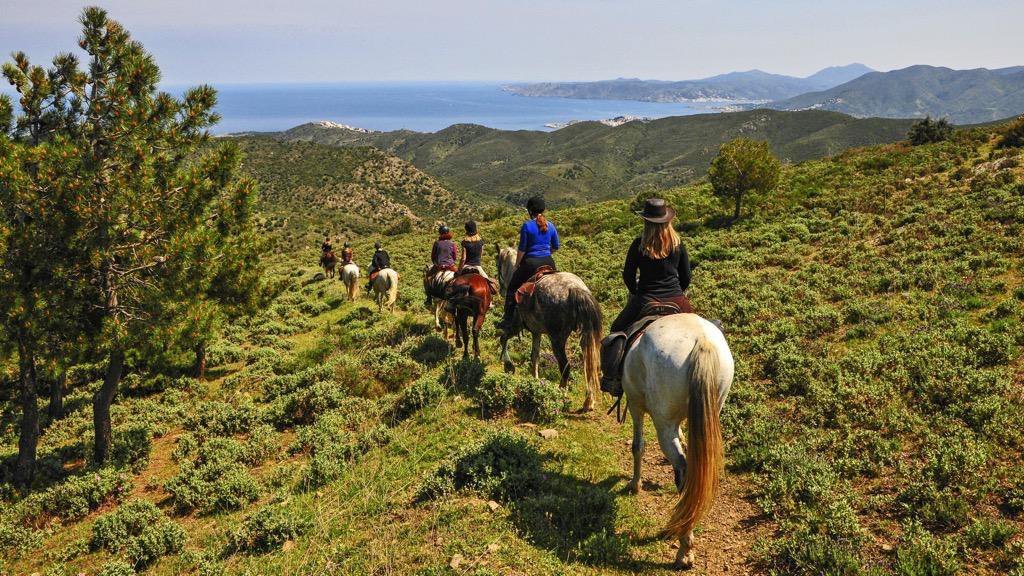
[{"left": 2, "top": 7, "right": 262, "bottom": 464}]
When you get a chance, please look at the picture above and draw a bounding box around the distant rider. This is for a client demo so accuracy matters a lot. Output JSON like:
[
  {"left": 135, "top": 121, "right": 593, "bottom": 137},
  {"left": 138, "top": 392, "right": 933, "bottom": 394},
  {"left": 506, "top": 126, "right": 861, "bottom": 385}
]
[
  {"left": 458, "top": 220, "right": 499, "bottom": 294},
  {"left": 365, "top": 241, "right": 392, "bottom": 291},
  {"left": 340, "top": 242, "right": 354, "bottom": 265},
  {"left": 600, "top": 198, "right": 692, "bottom": 395},
  {"left": 495, "top": 195, "right": 560, "bottom": 332},
  {"left": 425, "top": 225, "right": 458, "bottom": 307}
]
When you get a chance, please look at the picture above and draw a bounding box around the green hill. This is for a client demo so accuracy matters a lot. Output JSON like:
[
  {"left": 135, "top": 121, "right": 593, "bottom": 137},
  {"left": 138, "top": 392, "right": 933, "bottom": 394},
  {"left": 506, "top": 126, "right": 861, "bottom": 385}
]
[
  {"left": 232, "top": 136, "right": 480, "bottom": 252},
  {"left": 275, "top": 109, "right": 915, "bottom": 205},
  {"left": 2, "top": 120, "right": 1023, "bottom": 575},
  {"left": 769, "top": 65, "right": 1024, "bottom": 124}
]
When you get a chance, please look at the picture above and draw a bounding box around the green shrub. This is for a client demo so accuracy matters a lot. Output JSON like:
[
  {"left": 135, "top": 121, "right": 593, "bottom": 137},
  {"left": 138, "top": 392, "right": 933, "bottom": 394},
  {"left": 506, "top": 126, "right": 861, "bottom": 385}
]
[
  {"left": 474, "top": 373, "right": 519, "bottom": 416},
  {"left": 98, "top": 560, "right": 136, "bottom": 576},
  {"left": 997, "top": 115, "right": 1024, "bottom": 149},
  {"left": 111, "top": 423, "right": 154, "bottom": 472},
  {"left": 394, "top": 375, "right": 446, "bottom": 419},
  {"left": 516, "top": 378, "right": 569, "bottom": 423},
  {"left": 0, "top": 519, "right": 42, "bottom": 554},
  {"left": 444, "top": 357, "right": 485, "bottom": 393},
  {"left": 961, "top": 517, "right": 1017, "bottom": 550},
  {"left": 908, "top": 117, "right": 954, "bottom": 146},
  {"left": 184, "top": 401, "right": 259, "bottom": 438},
  {"left": 367, "top": 347, "right": 422, "bottom": 392},
  {"left": 894, "top": 521, "right": 959, "bottom": 576},
  {"left": 91, "top": 500, "right": 185, "bottom": 569},
  {"left": 228, "top": 503, "right": 312, "bottom": 554},
  {"left": 164, "top": 459, "right": 260, "bottom": 515},
  {"left": 25, "top": 468, "right": 132, "bottom": 522},
  {"left": 417, "top": 430, "right": 542, "bottom": 502}
]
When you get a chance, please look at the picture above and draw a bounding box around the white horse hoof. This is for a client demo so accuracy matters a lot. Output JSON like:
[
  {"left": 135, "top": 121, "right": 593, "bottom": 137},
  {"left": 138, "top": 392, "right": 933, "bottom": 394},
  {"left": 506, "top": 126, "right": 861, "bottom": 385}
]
[{"left": 673, "top": 552, "right": 694, "bottom": 570}]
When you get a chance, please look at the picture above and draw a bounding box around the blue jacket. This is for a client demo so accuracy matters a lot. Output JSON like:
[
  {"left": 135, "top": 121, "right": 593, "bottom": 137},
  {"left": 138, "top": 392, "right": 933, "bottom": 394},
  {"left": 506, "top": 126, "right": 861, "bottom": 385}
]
[{"left": 518, "top": 218, "right": 560, "bottom": 259}]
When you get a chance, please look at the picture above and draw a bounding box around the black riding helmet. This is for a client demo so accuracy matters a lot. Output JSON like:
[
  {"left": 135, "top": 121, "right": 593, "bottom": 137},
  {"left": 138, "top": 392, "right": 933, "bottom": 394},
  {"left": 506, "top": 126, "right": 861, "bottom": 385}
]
[
  {"left": 438, "top": 224, "right": 450, "bottom": 235},
  {"left": 526, "top": 195, "right": 545, "bottom": 216}
]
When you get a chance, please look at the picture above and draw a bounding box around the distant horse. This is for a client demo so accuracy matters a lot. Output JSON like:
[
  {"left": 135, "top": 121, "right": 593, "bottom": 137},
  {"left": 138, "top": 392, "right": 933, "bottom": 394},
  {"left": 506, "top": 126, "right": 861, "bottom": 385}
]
[
  {"left": 622, "top": 314, "right": 734, "bottom": 569},
  {"left": 495, "top": 244, "right": 517, "bottom": 294},
  {"left": 444, "top": 272, "right": 492, "bottom": 358},
  {"left": 320, "top": 250, "right": 337, "bottom": 278},
  {"left": 341, "top": 263, "right": 360, "bottom": 301},
  {"left": 498, "top": 272, "right": 602, "bottom": 412},
  {"left": 372, "top": 268, "right": 399, "bottom": 312},
  {"left": 424, "top": 266, "right": 456, "bottom": 338}
]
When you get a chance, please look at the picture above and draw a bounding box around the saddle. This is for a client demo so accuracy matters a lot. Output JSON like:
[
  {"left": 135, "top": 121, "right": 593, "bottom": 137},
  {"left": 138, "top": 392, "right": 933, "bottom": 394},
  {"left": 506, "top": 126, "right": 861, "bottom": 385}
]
[
  {"left": 458, "top": 266, "right": 500, "bottom": 295},
  {"left": 600, "top": 301, "right": 684, "bottom": 397},
  {"left": 514, "top": 265, "right": 557, "bottom": 306}
]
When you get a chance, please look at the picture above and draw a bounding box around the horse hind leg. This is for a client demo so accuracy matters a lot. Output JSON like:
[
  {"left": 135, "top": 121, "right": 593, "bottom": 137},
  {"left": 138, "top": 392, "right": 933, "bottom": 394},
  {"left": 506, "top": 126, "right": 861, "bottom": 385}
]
[
  {"left": 627, "top": 405, "right": 645, "bottom": 494},
  {"left": 653, "top": 418, "right": 686, "bottom": 492},
  {"left": 530, "top": 333, "right": 542, "bottom": 379}
]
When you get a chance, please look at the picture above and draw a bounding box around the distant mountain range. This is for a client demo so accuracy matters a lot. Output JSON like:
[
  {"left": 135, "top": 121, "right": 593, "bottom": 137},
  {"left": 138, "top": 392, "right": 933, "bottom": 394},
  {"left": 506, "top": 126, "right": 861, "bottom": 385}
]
[
  {"left": 768, "top": 65, "right": 1024, "bottom": 123},
  {"left": 506, "top": 64, "right": 1024, "bottom": 124},
  {"left": 503, "top": 64, "right": 875, "bottom": 102},
  {"left": 263, "top": 109, "right": 914, "bottom": 205}
]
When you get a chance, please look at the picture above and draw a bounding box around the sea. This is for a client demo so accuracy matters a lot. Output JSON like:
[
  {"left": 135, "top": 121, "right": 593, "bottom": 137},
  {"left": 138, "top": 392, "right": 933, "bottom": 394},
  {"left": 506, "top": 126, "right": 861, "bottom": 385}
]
[{"left": 190, "top": 82, "right": 724, "bottom": 134}]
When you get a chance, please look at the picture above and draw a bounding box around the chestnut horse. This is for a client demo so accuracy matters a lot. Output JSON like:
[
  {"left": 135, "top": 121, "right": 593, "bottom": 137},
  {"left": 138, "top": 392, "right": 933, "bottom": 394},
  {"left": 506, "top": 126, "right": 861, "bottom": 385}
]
[
  {"left": 320, "top": 250, "right": 337, "bottom": 278},
  {"left": 444, "top": 272, "right": 492, "bottom": 358}
]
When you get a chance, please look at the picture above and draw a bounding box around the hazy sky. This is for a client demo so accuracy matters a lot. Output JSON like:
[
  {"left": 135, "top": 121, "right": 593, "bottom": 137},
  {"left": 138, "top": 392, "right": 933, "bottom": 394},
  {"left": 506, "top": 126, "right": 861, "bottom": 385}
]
[{"left": 2, "top": 0, "right": 1022, "bottom": 84}]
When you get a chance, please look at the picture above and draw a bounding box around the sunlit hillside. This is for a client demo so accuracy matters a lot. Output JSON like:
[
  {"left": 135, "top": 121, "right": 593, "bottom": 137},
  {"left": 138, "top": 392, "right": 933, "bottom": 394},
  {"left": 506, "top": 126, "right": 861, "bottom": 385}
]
[{"left": 2, "top": 117, "right": 1023, "bottom": 576}]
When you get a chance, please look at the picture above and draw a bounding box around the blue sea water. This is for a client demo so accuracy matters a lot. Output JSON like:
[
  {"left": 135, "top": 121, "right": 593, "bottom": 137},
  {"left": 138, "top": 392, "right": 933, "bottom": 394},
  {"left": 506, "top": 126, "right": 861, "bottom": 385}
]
[{"left": 200, "top": 82, "right": 721, "bottom": 134}]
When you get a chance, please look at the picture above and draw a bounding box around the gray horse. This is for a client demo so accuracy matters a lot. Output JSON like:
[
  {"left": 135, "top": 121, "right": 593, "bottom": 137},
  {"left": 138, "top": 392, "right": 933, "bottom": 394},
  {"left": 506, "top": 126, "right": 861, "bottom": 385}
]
[{"left": 499, "top": 272, "right": 603, "bottom": 411}]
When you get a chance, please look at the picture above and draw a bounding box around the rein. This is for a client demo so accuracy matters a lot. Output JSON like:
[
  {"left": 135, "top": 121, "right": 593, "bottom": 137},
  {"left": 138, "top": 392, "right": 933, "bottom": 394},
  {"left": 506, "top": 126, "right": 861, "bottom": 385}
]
[{"left": 606, "top": 395, "right": 628, "bottom": 424}]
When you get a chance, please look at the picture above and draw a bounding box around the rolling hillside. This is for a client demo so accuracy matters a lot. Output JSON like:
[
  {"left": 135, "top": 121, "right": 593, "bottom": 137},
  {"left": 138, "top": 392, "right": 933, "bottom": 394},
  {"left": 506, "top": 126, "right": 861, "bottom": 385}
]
[
  {"left": 2, "top": 117, "right": 1022, "bottom": 576},
  {"left": 503, "top": 64, "right": 874, "bottom": 102},
  {"left": 275, "top": 110, "right": 915, "bottom": 205},
  {"left": 769, "top": 65, "right": 1024, "bottom": 123},
  {"left": 232, "top": 137, "right": 481, "bottom": 251}
]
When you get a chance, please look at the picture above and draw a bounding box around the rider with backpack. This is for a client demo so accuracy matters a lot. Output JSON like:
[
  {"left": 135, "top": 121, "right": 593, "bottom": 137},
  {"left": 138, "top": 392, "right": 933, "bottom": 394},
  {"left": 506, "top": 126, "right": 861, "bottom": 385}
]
[
  {"left": 495, "top": 195, "right": 560, "bottom": 332},
  {"left": 340, "top": 242, "right": 354, "bottom": 265},
  {"left": 600, "top": 198, "right": 692, "bottom": 395},
  {"left": 425, "top": 225, "right": 459, "bottom": 307}
]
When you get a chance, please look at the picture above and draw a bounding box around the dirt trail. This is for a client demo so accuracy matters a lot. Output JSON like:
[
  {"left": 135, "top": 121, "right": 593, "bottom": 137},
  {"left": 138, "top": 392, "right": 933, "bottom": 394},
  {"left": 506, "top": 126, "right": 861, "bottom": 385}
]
[{"left": 601, "top": 416, "right": 771, "bottom": 575}]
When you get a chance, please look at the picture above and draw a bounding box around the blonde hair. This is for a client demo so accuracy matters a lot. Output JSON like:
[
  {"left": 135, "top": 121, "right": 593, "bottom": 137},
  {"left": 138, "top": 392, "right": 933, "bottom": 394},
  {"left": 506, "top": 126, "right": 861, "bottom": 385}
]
[{"left": 641, "top": 220, "right": 680, "bottom": 259}]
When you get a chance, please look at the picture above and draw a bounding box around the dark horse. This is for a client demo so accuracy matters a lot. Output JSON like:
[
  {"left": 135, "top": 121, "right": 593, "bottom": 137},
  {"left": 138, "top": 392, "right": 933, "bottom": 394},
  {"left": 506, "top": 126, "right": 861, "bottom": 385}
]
[
  {"left": 320, "top": 250, "right": 338, "bottom": 278},
  {"left": 499, "top": 272, "right": 603, "bottom": 411},
  {"left": 444, "top": 273, "right": 492, "bottom": 358}
]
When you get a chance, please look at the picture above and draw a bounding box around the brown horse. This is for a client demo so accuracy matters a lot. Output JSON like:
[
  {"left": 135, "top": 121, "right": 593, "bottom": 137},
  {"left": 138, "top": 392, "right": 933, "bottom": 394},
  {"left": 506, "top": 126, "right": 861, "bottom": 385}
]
[
  {"left": 320, "top": 250, "right": 337, "bottom": 278},
  {"left": 444, "top": 272, "right": 492, "bottom": 358},
  {"left": 499, "top": 272, "right": 603, "bottom": 411}
]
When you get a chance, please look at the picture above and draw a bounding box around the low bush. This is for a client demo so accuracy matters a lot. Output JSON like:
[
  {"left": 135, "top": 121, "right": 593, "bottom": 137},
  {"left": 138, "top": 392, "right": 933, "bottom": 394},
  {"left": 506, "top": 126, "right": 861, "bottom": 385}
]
[
  {"left": 367, "top": 347, "right": 422, "bottom": 393},
  {"left": 91, "top": 499, "right": 185, "bottom": 569},
  {"left": 98, "top": 560, "right": 136, "bottom": 576},
  {"left": 961, "top": 517, "right": 1017, "bottom": 550},
  {"left": 184, "top": 401, "right": 259, "bottom": 438},
  {"left": 443, "top": 357, "right": 485, "bottom": 393},
  {"left": 394, "top": 375, "right": 446, "bottom": 420},
  {"left": 164, "top": 459, "right": 260, "bottom": 515},
  {"left": 227, "top": 502, "right": 312, "bottom": 554},
  {"left": 417, "top": 430, "right": 542, "bottom": 502},
  {"left": 111, "top": 423, "right": 154, "bottom": 472},
  {"left": 25, "top": 467, "right": 132, "bottom": 522},
  {"left": 893, "top": 521, "right": 960, "bottom": 576}
]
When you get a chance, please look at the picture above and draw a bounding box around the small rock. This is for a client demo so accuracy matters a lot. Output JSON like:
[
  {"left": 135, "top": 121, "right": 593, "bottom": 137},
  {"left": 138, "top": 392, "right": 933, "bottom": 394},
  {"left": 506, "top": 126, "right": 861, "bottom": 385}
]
[
  {"left": 282, "top": 539, "right": 296, "bottom": 552},
  {"left": 881, "top": 543, "right": 894, "bottom": 552},
  {"left": 538, "top": 428, "right": 558, "bottom": 439},
  {"left": 450, "top": 554, "right": 464, "bottom": 569},
  {"left": 487, "top": 500, "right": 501, "bottom": 512}
]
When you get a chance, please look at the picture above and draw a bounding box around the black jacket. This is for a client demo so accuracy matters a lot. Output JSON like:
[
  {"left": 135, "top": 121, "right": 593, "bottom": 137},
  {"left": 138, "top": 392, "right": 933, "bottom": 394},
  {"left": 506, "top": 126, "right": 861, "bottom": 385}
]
[
  {"left": 622, "top": 237, "right": 691, "bottom": 299},
  {"left": 371, "top": 249, "right": 390, "bottom": 271}
]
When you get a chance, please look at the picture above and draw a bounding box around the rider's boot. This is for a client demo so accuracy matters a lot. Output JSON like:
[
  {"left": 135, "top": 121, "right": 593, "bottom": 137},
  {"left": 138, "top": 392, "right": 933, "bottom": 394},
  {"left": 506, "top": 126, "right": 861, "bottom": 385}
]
[{"left": 599, "top": 333, "right": 627, "bottom": 396}]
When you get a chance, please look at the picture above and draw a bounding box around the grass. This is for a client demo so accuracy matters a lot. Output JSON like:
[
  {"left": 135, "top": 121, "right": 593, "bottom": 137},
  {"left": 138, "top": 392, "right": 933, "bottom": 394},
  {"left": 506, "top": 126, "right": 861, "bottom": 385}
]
[{"left": 2, "top": 120, "right": 1024, "bottom": 575}]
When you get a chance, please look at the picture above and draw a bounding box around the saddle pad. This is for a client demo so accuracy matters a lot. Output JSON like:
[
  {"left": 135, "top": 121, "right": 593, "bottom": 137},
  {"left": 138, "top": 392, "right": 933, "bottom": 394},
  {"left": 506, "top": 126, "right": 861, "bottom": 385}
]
[{"left": 514, "top": 266, "right": 558, "bottom": 306}]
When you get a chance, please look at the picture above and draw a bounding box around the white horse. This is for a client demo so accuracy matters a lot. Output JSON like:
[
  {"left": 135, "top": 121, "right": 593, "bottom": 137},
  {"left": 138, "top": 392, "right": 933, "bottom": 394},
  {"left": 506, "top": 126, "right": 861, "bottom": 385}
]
[
  {"left": 622, "top": 314, "right": 734, "bottom": 569},
  {"left": 495, "top": 244, "right": 517, "bottom": 295},
  {"left": 340, "top": 263, "right": 360, "bottom": 301},
  {"left": 372, "top": 268, "right": 399, "bottom": 312}
]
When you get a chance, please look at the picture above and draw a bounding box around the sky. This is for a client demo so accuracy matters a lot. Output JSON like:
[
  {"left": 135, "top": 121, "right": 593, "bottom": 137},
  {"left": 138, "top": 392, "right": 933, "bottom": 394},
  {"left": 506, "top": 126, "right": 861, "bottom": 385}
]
[{"left": 1, "top": 0, "right": 1022, "bottom": 84}]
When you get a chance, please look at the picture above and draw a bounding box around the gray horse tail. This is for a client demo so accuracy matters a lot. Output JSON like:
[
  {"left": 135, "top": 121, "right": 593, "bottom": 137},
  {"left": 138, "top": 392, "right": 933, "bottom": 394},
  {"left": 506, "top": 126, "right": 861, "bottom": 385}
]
[{"left": 566, "top": 286, "right": 603, "bottom": 398}]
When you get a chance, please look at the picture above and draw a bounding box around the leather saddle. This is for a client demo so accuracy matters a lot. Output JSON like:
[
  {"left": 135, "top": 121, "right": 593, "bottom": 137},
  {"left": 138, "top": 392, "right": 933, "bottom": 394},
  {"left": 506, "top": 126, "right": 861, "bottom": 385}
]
[
  {"left": 600, "top": 301, "right": 684, "bottom": 396},
  {"left": 514, "top": 265, "right": 557, "bottom": 306}
]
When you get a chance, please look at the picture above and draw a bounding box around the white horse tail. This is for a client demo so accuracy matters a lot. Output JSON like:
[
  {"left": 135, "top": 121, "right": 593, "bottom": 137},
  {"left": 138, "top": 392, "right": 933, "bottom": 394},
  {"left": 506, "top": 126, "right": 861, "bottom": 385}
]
[
  {"left": 665, "top": 333, "right": 723, "bottom": 540},
  {"left": 566, "top": 285, "right": 602, "bottom": 403},
  {"left": 382, "top": 269, "right": 398, "bottom": 308}
]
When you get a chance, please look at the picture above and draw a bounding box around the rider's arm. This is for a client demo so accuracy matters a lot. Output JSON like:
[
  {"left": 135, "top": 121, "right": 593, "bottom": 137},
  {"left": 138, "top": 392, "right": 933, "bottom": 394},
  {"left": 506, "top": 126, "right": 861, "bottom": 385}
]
[
  {"left": 622, "top": 239, "right": 640, "bottom": 295},
  {"left": 430, "top": 241, "right": 439, "bottom": 265},
  {"left": 678, "top": 243, "right": 692, "bottom": 291},
  {"left": 516, "top": 223, "right": 528, "bottom": 266},
  {"left": 550, "top": 223, "right": 561, "bottom": 252},
  {"left": 457, "top": 242, "right": 465, "bottom": 268}
]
